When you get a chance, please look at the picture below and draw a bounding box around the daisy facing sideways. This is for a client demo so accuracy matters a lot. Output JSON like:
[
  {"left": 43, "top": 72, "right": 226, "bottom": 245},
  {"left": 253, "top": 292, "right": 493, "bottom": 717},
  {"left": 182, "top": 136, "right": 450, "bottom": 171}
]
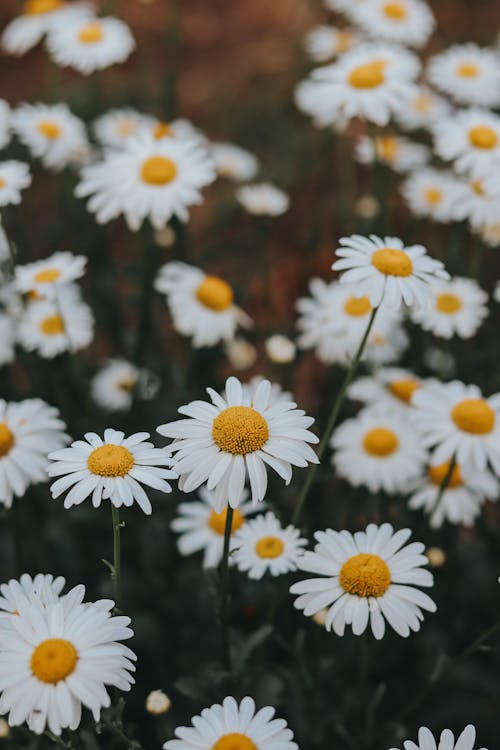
[
  {"left": 355, "top": 134, "right": 429, "bottom": 174},
  {"left": 389, "top": 725, "right": 487, "bottom": 750},
  {"left": 91, "top": 358, "right": 159, "bottom": 412},
  {"left": 157, "top": 376, "right": 319, "bottom": 510},
  {"left": 235, "top": 183, "right": 289, "bottom": 216},
  {"left": 14, "top": 251, "right": 87, "bottom": 299},
  {"left": 347, "top": 367, "right": 422, "bottom": 414},
  {"left": 93, "top": 108, "right": 155, "bottom": 149},
  {"left": 304, "top": 25, "right": 359, "bottom": 63},
  {"left": 210, "top": 142, "right": 259, "bottom": 182},
  {"left": 410, "top": 276, "right": 489, "bottom": 339},
  {"left": 232, "top": 511, "right": 307, "bottom": 580},
  {"left": 394, "top": 86, "right": 451, "bottom": 132},
  {"left": 290, "top": 523, "right": 436, "bottom": 639},
  {"left": 427, "top": 43, "right": 500, "bottom": 108},
  {"left": 1, "top": 0, "right": 92, "bottom": 56},
  {"left": 0, "top": 161, "right": 31, "bottom": 206}
]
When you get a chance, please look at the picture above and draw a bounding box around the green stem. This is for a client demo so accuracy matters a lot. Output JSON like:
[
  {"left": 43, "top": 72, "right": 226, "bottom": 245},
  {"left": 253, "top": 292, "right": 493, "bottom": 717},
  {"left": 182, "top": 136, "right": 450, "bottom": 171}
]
[
  {"left": 360, "top": 634, "right": 371, "bottom": 749},
  {"left": 44, "top": 731, "right": 76, "bottom": 750},
  {"left": 111, "top": 505, "right": 121, "bottom": 611},
  {"left": 431, "top": 452, "right": 457, "bottom": 514},
  {"left": 219, "top": 507, "right": 234, "bottom": 672},
  {"left": 291, "top": 306, "right": 379, "bottom": 525}
]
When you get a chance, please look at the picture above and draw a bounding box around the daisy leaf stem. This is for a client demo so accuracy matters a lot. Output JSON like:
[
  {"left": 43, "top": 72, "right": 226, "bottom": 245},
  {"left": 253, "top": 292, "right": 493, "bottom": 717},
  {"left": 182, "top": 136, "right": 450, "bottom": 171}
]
[
  {"left": 111, "top": 505, "right": 122, "bottom": 611},
  {"left": 219, "top": 506, "right": 234, "bottom": 672}
]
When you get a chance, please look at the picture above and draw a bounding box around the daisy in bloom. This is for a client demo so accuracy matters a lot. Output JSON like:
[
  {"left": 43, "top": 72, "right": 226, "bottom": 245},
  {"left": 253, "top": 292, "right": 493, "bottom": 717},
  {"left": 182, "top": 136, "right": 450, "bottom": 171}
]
[
  {"left": 290, "top": 523, "right": 436, "bottom": 639},
  {"left": 225, "top": 337, "right": 257, "bottom": 371},
  {"left": 163, "top": 695, "right": 298, "bottom": 750},
  {"left": 330, "top": 406, "right": 426, "bottom": 493},
  {"left": 0, "top": 593, "right": 136, "bottom": 735},
  {"left": 47, "top": 428, "right": 177, "bottom": 515},
  {"left": 394, "top": 86, "right": 451, "bottom": 131},
  {"left": 410, "top": 276, "right": 489, "bottom": 339},
  {"left": 355, "top": 134, "right": 429, "bottom": 173},
  {"left": 0, "top": 397, "right": 68, "bottom": 508},
  {"left": 363, "top": 323, "right": 409, "bottom": 365},
  {"left": 236, "top": 183, "right": 289, "bottom": 216},
  {"left": 265, "top": 334, "right": 296, "bottom": 364},
  {"left": 0, "top": 161, "right": 31, "bottom": 207},
  {"left": 157, "top": 376, "right": 319, "bottom": 510},
  {"left": 304, "top": 25, "right": 359, "bottom": 63},
  {"left": 350, "top": 0, "right": 435, "bottom": 48},
  {"left": 232, "top": 511, "right": 307, "bottom": 580},
  {"left": 348, "top": 367, "right": 423, "bottom": 414},
  {"left": 1, "top": 0, "right": 92, "bottom": 56},
  {"left": 154, "top": 261, "right": 252, "bottom": 348},
  {"left": 389, "top": 725, "right": 487, "bottom": 750},
  {"left": 332, "top": 234, "right": 449, "bottom": 309},
  {"left": 433, "top": 109, "right": 500, "bottom": 180},
  {"left": 407, "top": 459, "right": 498, "bottom": 529},
  {"left": 210, "top": 143, "right": 259, "bottom": 182},
  {"left": 401, "top": 168, "right": 465, "bottom": 223},
  {"left": 75, "top": 132, "right": 215, "bottom": 230},
  {"left": 0, "top": 574, "right": 65, "bottom": 616},
  {"left": 412, "top": 381, "right": 500, "bottom": 472},
  {"left": 93, "top": 108, "right": 155, "bottom": 149},
  {"left": 12, "top": 103, "right": 88, "bottom": 172},
  {"left": 427, "top": 44, "right": 500, "bottom": 107},
  {"left": 171, "top": 487, "right": 256, "bottom": 569},
  {"left": 0, "top": 314, "right": 16, "bottom": 367},
  {"left": 14, "top": 251, "right": 86, "bottom": 299},
  {"left": 0, "top": 100, "right": 12, "bottom": 149},
  {"left": 243, "top": 377, "right": 293, "bottom": 406},
  {"left": 91, "top": 359, "right": 159, "bottom": 412},
  {"left": 454, "top": 175, "right": 500, "bottom": 231}
]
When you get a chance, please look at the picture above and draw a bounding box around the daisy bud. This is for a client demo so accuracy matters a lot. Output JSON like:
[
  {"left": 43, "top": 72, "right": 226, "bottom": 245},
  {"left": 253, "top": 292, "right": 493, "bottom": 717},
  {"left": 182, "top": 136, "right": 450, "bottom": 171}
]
[{"left": 146, "top": 690, "right": 171, "bottom": 715}]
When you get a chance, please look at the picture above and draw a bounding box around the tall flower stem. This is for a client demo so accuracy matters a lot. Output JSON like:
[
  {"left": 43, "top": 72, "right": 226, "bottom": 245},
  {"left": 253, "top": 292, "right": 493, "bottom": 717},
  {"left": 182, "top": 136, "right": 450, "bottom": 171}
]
[
  {"left": 111, "top": 505, "right": 122, "bottom": 611},
  {"left": 291, "top": 306, "right": 379, "bottom": 525},
  {"left": 219, "top": 507, "right": 234, "bottom": 672}
]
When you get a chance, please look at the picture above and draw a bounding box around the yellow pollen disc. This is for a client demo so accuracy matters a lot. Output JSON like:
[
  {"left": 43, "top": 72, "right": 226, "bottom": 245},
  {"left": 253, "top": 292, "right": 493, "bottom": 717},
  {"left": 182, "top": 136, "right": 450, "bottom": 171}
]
[
  {"left": 436, "top": 292, "right": 462, "bottom": 314},
  {"left": 471, "top": 179, "right": 485, "bottom": 196},
  {"left": 388, "top": 378, "right": 420, "bottom": 404},
  {"left": 212, "top": 406, "right": 269, "bottom": 455},
  {"left": 212, "top": 734, "right": 258, "bottom": 750},
  {"left": 451, "top": 398, "right": 495, "bottom": 435},
  {"left": 0, "top": 423, "right": 14, "bottom": 458},
  {"left": 37, "top": 120, "right": 61, "bottom": 140},
  {"left": 208, "top": 507, "right": 245, "bottom": 535},
  {"left": 117, "top": 378, "right": 136, "bottom": 392},
  {"left": 339, "top": 553, "right": 391, "bottom": 597},
  {"left": 153, "top": 122, "right": 173, "bottom": 140},
  {"left": 78, "top": 22, "right": 104, "bottom": 44},
  {"left": 348, "top": 59, "right": 386, "bottom": 89},
  {"left": 34, "top": 267, "right": 61, "bottom": 284},
  {"left": 87, "top": 444, "right": 134, "bottom": 477},
  {"left": 382, "top": 1, "right": 407, "bottom": 20},
  {"left": 468, "top": 125, "right": 498, "bottom": 150},
  {"left": 344, "top": 295, "right": 372, "bottom": 317},
  {"left": 425, "top": 187, "right": 442, "bottom": 205},
  {"left": 376, "top": 137, "right": 399, "bottom": 162},
  {"left": 428, "top": 461, "right": 462, "bottom": 488},
  {"left": 255, "top": 535, "right": 285, "bottom": 559},
  {"left": 27, "top": 289, "right": 44, "bottom": 301},
  {"left": 140, "top": 156, "right": 178, "bottom": 186},
  {"left": 0, "top": 178, "right": 5, "bottom": 189},
  {"left": 371, "top": 247, "right": 413, "bottom": 277},
  {"left": 30, "top": 638, "right": 78, "bottom": 684},
  {"left": 457, "top": 61, "right": 479, "bottom": 78},
  {"left": 40, "top": 314, "right": 65, "bottom": 336},
  {"left": 196, "top": 276, "right": 234, "bottom": 311},
  {"left": 363, "top": 427, "right": 399, "bottom": 456},
  {"left": 336, "top": 30, "right": 354, "bottom": 53},
  {"left": 117, "top": 120, "right": 137, "bottom": 137},
  {"left": 413, "top": 94, "right": 431, "bottom": 114},
  {"left": 24, "top": 0, "right": 63, "bottom": 14},
  {"left": 373, "top": 333, "right": 386, "bottom": 346}
]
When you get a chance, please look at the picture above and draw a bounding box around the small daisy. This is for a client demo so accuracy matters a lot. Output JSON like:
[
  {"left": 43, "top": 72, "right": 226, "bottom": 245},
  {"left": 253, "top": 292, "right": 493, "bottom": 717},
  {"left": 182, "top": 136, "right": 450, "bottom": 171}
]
[
  {"left": 148, "top": 118, "right": 207, "bottom": 146},
  {"left": 154, "top": 261, "right": 251, "bottom": 348},
  {"left": 428, "top": 44, "right": 500, "bottom": 108},
  {"left": 265, "top": 334, "right": 296, "bottom": 364},
  {"left": 350, "top": 0, "right": 435, "bottom": 48},
  {"left": 331, "top": 406, "right": 426, "bottom": 493},
  {"left": 163, "top": 695, "right": 298, "bottom": 750},
  {"left": 14, "top": 251, "right": 86, "bottom": 299},
  {"left": 394, "top": 86, "right": 451, "bottom": 131},
  {"left": 236, "top": 183, "right": 289, "bottom": 216},
  {"left": 0, "top": 397, "right": 68, "bottom": 508},
  {"left": 412, "top": 380, "right": 500, "bottom": 473},
  {"left": 1, "top": 0, "right": 92, "bottom": 56},
  {"left": 171, "top": 487, "right": 256, "bottom": 569},
  {"left": 401, "top": 168, "right": 465, "bottom": 223},
  {"left": 75, "top": 132, "right": 215, "bottom": 230},
  {"left": 225, "top": 337, "right": 257, "bottom": 371},
  {"left": 93, "top": 108, "right": 155, "bottom": 149},
  {"left": 410, "top": 276, "right": 489, "bottom": 339},
  {"left": 348, "top": 367, "right": 423, "bottom": 414},
  {"left": 0, "top": 573, "right": 66, "bottom": 616},
  {"left": 47, "top": 428, "right": 177, "bottom": 515},
  {"left": 452, "top": 175, "right": 500, "bottom": 230},
  {"left": 146, "top": 690, "right": 171, "bottom": 715},
  {"left": 232, "top": 511, "right": 307, "bottom": 580},
  {"left": 157, "top": 376, "right": 319, "bottom": 510},
  {"left": 290, "top": 523, "right": 436, "bottom": 639},
  {"left": 0, "top": 161, "right": 31, "bottom": 207},
  {"left": 0, "top": 314, "right": 16, "bottom": 367},
  {"left": 304, "top": 25, "right": 359, "bottom": 63},
  {"left": 0, "top": 100, "right": 12, "bottom": 149},
  {"left": 332, "top": 234, "right": 449, "bottom": 309},
  {"left": 91, "top": 359, "right": 158, "bottom": 412},
  {"left": 433, "top": 108, "right": 500, "bottom": 180},
  {"left": 389, "top": 725, "right": 487, "bottom": 750},
  {"left": 407, "top": 459, "right": 498, "bottom": 529},
  {"left": 481, "top": 222, "right": 500, "bottom": 247},
  {"left": 12, "top": 103, "right": 88, "bottom": 172},
  {"left": 355, "top": 134, "right": 429, "bottom": 173},
  {"left": 363, "top": 322, "right": 409, "bottom": 365},
  {"left": 211, "top": 143, "right": 259, "bottom": 182},
  {"left": 0, "top": 593, "right": 136, "bottom": 735}
]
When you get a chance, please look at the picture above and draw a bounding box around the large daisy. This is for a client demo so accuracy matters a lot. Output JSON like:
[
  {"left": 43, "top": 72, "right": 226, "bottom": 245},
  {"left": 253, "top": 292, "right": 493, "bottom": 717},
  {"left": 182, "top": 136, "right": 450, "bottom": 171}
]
[
  {"left": 1, "top": 0, "right": 92, "bottom": 56},
  {"left": 350, "top": 0, "right": 435, "bottom": 48},
  {"left": 433, "top": 108, "right": 500, "bottom": 180},
  {"left": 389, "top": 725, "right": 487, "bottom": 750},
  {"left": 427, "top": 44, "right": 500, "bottom": 108},
  {"left": 0, "top": 161, "right": 31, "bottom": 207},
  {"left": 232, "top": 511, "right": 307, "bottom": 580},
  {"left": 410, "top": 276, "right": 489, "bottom": 339}
]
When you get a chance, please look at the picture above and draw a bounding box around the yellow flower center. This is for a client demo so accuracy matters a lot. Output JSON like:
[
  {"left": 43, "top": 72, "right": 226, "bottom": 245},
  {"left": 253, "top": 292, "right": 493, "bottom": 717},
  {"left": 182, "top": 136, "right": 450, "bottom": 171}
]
[
  {"left": 436, "top": 292, "right": 462, "bottom": 314},
  {"left": 140, "top": 156, "right": 178, "bottom": 186},
  {"left": 208, "top": 507, "right": 245, "bottom": 535},
  {"left": 117, "top": 378, "right": 136, "bottom": 392},
  {"left": 339, "top": 553, "right": 391, "bottom": 597},
  {"left": 196, "top": 276, "right": 234, "bottom": 311},
  {"left": 87, "top": 444, "right": 134, "bottom": 477},
  {"left": 425, "top": 187, "right": 443, "bottom": 205},
  {"left": 255, "top": 535, "right": 285, "bottom": 559},
  {"left": 371, "top": 247, "right": 413, "bottom": 277},
  {"left": 382, "top": 1, "right": 407, "bottom": 20},
  {"left": 212, "top": 406, "right": 269, "bottom": 455},
  {"left": 428, "top": 461, "right": 462, "bottom": 488},
  {"left": 457, "top": 61, "right": 479, "bottom": 78},
  {"left": 78, "top": 21, "right": 104, "bottom": 45},
  {"left": 0, "top": 423, "right": 14, "bottom": 458},
  {"left": 348, "top": 59, "right": 386, "bottom": 89},
  {"left": 34, "top": 267, "right": 61, "bottom": 284},
  {"left": 0, "top": 178, "right": 5, "bottom": 189},
  {"left": 37, "top": 120, "right": 61, "bottom": 140},
  {"left": 363, "top": 427, "right": 399, "bottom": 456},
  {"left": 24, "top": 0, "right": 63, "bottom": 14},
  {"left": 30, "top": 638, "right": 78, "bottom": 684},
  {"left": 343, "top": 295, "right": 372, "bottom": 317},
  {"left": 471, "top": 179, "right": 485, "bottom": 196},
  {"left": 468, "top": 125, "right": 498, "bottom": 150},
  {"left": 40, "top": 314, "right": 65, "bottom": 336},
  {"left": 376, "top": 137, "right": 399, "bottom": 162},
  {"left": 153, "top": 122, "right": 173, "bottom": 140},
  {"left": 413, "top": 94, "right": 432, "bottom": 114},
  {"left": 388, "top": 377, "right": 420, "bottom": 404},
  {"left": 212, "top": 734, "right": 257, "bottom": 750},
  {"left": 117, "top": 120, "right": 137, "bottom": 137},
  {"left": 336, "top": 29, "right": 354, "bottom": 53},
  {"left": 451, "top": 398, "right": 495, "bottom": 434}
]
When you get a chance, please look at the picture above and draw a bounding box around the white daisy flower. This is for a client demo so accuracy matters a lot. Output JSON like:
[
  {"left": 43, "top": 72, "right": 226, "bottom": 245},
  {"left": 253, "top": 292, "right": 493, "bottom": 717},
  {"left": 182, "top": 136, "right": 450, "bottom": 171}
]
[
  {"left": 0, "top": 100, "right": 12, "bottom": 149},
  {"left": 433, "top": 108, "right": 500, "bottom": 180},
  {"left": 0, "top": 397, "right": 68, "bottom": 508},
  {"left": 412, "top": 380, "right": 500, "bottom": 473},
  {"left": 480, "top": 221, "right": 500, "bottom": 247},
  {"left": 401, "top": 168, "right": 466, "bottom": 223},
  {"left": 0, "top": 314, "right": 16, "bottom": 367},
  {"left": 232, "top": 511, "right": 307, "bottom": 580},
  {"left": 47, "top": 428, "right": 177, "bottom": 515},
  {"left": 243, "top": 377, "right": 293, "bottom": 406},
  {"left": 331, "top": 406, "right": 426, "bottom": 493},
  {"left": 0, "top": 573, "right": 66, "bottom": 616},
  {"left": 407, "top": 459, "right": 498, "bottom": 529},
  {"left": 0, "top": 161, "right": 31, "bottom": 207},
  {"left": 154, "top": 261, "right": 251, "bottom": 348},
  {"left": 427, "top": 44, "right": 500, "bottom": 108},
  {"left": 46, "top": 15, "right": 135, "bottom": 74},
  {"left": 394, "top": 86, "right": 451, "bottom": 131},
  {"left": 211, "top": 143, "right": 259, "bottom": 182},
  {"left": 91, "top": 358, "right": 159, "bottom": 412},
  {"left": 355, "top": 134, "right": 429, "bottom": 173},
  {"left": 1, "top": 0, "right": 92, "bottom": 56},
  {"left": 93, "top": 108, "right": 155, "bottom": 149},
  {"left": 163, "top": 695, "right": 298, "bottom": 750},
  {"left": 389, "top": 725, "right": 487, "bottom": 750},
  {"left": 225, "top": 337, "right": 257, "bottom": 371},
  {"left": 171, "top": 487, "right": 256, "bottom": 569},
  {"left": 157, "top": 376, "right": 319, "bottom": 511},
  {"left": 236, "top": 183, "right": 289, "bottom": 216},
  {"left": 332, "top": 234, "right": 449, "bottom": 310},
  {"left": 304, "top": 25, "right": 359, "bottom": 63},
  {"left": 12, "top": 103, "right": 88, "bottom": 172},
  {"left": 0, "top": 593, "right": 136, "bottom": 735},
  {"left": 290, "top": 523, "right": 436, "bottom": 639},
  {"left": 350, "top": 0, "right": 435, "bottom": 48},
  {"left": 75, "top": 132, "right": 215, "bottom": 230},
  {"left": 14, "top": 251, "right": 86, "bottom": 299},
  {"left": 452, "top": 175, "right": 500, "bottom": 230},
  {"left": 363, "top": 322, "right": 409, "bottom": 365},
  {"left": 348, "top": 367, "right": 423, "bottom": 414},
  {"left": 410, "top": 276, "right": 489, "bottom": 339},
  {"left": 264, "top": 334, "right": 296, "bottom": 364},
  {"left": 147, "top": 118, "right": 207, "bottom": 147}
]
